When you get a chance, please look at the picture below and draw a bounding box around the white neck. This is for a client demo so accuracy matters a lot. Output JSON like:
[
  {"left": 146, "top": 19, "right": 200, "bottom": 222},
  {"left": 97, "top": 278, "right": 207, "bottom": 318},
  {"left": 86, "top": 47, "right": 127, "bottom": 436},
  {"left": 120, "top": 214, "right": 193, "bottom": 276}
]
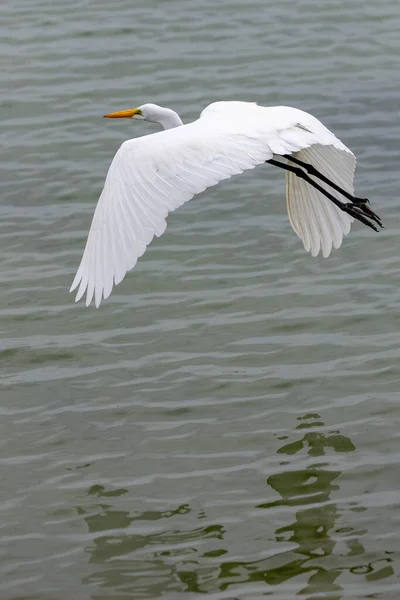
[{"left": 158, "top": 108, "right": 183, "bottom": 130}]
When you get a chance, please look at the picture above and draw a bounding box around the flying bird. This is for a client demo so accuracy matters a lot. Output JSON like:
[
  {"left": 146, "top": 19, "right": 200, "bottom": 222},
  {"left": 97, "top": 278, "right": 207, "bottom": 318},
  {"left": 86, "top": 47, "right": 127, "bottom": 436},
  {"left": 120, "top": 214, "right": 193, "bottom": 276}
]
[{"left": 70, "top": 101, "right": 382, "bottom": 307}]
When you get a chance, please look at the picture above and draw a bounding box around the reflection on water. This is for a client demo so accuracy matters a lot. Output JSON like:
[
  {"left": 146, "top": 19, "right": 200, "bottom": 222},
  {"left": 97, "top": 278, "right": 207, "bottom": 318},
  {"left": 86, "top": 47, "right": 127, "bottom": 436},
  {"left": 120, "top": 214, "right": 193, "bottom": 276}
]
[
  {"left": 257, "top": 413, "right": 355, "bottom": 598},
  {"left": 215, "top": 413, "right": 355, "bottom": 597},
  {"left": 78, "top": 413, "right": 394, "bottom": 598},
  {"left": 79, "top": 488, "right": 224, "bottom": 596},
  {"left": 218, "top": 414, "right": 393, "bottom": 597}
]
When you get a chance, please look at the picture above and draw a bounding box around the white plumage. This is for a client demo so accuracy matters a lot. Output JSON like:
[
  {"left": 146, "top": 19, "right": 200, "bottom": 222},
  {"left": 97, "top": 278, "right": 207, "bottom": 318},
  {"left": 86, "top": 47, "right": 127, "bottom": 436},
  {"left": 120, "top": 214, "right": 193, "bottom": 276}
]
[
  {"left": 286, "top": 144, "right": 355, "bottom": 258},
  {"left": 70, "top": 101, "right": 380, "bottom": 307}
]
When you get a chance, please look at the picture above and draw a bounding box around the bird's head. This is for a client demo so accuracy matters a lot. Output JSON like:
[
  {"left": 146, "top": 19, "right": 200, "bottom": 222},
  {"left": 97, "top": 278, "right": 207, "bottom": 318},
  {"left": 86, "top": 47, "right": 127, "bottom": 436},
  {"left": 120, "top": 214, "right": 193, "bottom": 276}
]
[{"left": 104, "top": 103, "right": 183, "bottom": 130}]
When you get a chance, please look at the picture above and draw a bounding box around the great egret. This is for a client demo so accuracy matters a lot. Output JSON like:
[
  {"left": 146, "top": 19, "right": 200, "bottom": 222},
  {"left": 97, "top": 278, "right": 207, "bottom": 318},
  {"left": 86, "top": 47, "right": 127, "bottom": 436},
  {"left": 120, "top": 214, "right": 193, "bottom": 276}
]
[{"left": 70, "top": 101, "right": 382, "bottom": 307}]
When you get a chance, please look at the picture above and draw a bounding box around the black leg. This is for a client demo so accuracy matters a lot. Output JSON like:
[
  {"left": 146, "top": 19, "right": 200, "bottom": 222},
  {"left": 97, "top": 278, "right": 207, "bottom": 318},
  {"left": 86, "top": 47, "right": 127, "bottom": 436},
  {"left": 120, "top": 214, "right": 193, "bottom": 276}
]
[
  {"left": 283, "top": 154, "right": 365, "bottom": 203},
  {"left": 267, "top": 159, "right": 382, "bottom": 232},
  {"left": 283, "top": 154, "right": 382, "bottom": 227}
]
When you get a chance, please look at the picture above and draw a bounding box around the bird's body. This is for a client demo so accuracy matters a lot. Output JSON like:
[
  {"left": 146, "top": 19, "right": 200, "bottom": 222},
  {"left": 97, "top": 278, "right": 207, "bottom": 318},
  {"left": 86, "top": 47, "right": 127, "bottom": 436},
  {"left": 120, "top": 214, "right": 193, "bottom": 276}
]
[{"left": 70, "top": 101, "right": 382, "bottom": 307}]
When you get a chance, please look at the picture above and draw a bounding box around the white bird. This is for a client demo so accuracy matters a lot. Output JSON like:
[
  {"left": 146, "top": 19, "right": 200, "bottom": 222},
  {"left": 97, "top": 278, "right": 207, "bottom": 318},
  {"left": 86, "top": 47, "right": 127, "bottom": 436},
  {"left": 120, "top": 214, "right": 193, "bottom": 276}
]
[{"left": 70, "top": 101, "right": 382, "bottom": 307}]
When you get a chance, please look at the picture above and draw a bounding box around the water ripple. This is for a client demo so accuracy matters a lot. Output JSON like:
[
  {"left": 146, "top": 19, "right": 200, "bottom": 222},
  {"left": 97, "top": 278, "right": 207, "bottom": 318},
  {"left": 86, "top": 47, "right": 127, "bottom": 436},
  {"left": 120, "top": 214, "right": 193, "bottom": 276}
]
[{"left": 1, "top": 0, "right": 399, "bottom": 597}]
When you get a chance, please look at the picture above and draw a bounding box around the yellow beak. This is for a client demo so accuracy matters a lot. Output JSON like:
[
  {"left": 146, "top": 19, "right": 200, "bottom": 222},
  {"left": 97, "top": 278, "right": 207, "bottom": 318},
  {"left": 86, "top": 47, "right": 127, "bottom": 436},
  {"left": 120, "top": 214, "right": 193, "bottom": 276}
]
[{"left": 104, "top": 108, "right": 142, "bottom": 118}]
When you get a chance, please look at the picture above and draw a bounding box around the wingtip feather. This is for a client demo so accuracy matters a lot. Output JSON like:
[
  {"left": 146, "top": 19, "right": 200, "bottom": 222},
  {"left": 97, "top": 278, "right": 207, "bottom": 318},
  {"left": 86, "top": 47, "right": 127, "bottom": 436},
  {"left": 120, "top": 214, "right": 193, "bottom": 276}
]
[{"left": 286, "top": 144, "right": 356, "bottom": 259}]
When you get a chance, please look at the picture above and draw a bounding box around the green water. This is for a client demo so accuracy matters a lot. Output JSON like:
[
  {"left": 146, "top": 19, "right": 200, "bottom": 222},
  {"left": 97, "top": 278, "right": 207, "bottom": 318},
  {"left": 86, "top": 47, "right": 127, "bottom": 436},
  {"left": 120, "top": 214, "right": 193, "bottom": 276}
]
[{"left": 1, "top": 0, "right": 399, "bottom": 598}]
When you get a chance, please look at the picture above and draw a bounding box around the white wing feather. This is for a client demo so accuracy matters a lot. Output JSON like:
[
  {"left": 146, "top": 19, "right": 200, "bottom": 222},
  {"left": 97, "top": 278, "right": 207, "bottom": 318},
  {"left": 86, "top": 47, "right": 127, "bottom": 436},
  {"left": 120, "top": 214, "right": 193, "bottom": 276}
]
[
  {"left": 285, "top": 142, "right": 355, "bottom": 258},
  {"left": 70, "top": 102, "right": 356, "bottom": 306}
]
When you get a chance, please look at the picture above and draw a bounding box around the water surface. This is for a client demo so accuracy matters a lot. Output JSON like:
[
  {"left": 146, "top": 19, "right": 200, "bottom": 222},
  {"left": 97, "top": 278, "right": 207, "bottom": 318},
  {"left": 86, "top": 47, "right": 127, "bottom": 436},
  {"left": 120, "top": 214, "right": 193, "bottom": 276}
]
[{"left": 1, "top": 0, "right": 399, "bottom": 598}]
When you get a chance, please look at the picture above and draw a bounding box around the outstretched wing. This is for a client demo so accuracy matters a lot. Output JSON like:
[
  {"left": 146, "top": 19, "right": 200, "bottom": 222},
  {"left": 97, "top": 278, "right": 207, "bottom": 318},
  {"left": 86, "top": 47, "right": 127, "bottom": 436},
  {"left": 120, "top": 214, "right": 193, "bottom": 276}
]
[
  {"left": 283, "top": 110, "right": 355, "bottom": 258},
  {"left": 70, "top": 102, "right": 354, "bottom": 306}
]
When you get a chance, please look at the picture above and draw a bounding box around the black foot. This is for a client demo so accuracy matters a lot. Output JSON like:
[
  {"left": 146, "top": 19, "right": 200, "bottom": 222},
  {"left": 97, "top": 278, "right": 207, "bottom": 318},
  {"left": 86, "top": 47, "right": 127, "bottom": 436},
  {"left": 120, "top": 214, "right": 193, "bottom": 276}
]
[{"left": 267, "top": 158, "right": 383, "bottom": 232}]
